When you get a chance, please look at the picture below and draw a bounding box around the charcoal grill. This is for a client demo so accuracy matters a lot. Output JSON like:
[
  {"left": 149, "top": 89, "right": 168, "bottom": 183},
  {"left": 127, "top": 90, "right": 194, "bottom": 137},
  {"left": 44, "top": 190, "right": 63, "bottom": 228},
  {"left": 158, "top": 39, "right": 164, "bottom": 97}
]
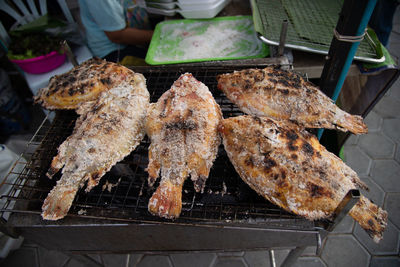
[{"left": 0, "top": 61, "right": 357, "bottom": 266}]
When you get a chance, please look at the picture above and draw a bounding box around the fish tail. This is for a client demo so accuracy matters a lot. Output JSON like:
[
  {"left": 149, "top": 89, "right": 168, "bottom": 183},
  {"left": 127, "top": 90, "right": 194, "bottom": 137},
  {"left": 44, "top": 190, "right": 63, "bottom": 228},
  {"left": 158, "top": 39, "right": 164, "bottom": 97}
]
[
  {"left": 349, "top": 195, "right": 388, "bottom": 243},
  {"left": 41, "top": 183, "right": 79, "bottom": 220},
  {"left": 337, "top": 113, "right": 368, "bottom": 134},
  {"left": 148, "top": 179, "right": 183, "bottom": 219}
]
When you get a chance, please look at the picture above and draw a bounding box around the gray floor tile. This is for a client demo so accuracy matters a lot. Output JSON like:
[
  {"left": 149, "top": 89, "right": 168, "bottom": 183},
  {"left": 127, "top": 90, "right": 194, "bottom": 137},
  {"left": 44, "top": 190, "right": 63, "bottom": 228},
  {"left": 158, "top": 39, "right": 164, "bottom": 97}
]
[
  {"left": 389, "top": 79, "right": 400, "bottom": 102},
  {"left": 345, "top": 133, "right": 359, "bottom": 145},
  {"left": 321, "top": 235, "right": 370, "bottom": 266},
  {"left": 331, "top": 214, "right": 355, "bottom": 234},
  {"left": 0, "top": 247, "right": 39, "bottom": 267},
  {"left": 395, "top": 144, "right": 400, "bottom": 163},
  {"left": 213, "top": 257, "right": 248, "bottom": 267},
  {"left": 272, "top": 249, "right": 290, "bottom": 267},
  {"left": 87, "top": 254, "right": 102, "bottom": 264},
  {"left": 64, "top": 258, "right": 88, "bottom": 267},
  {"left": 358, "top": 132, "right": 395, "bottom": 159},
  {"left": 370, "top": 160, "right": 400, "bottom": 192},
  {"left": 383, "top": 119, "right": 400, "bottom": 143},
  {"left": 359, "top": 177, "right": 386, "bottom": 207},
  {"left": 354, "top": 220, "right": 399, "bottom": 256},
  {"left": 373, "top": 96, "right": 400, "bottom": 119},
  {"left": 370, "top": 256, "right": 400, "bottom": 267},
  {"left": 217, "top": 251, "right": 245, "bottom": 257},
  {"left": 243, "top": 250, "right": 271, "bottom": 267},
  {"left": 128, "top": 254, "right": 144, "bottom": 267},
  {"left": 343, "top": 145, "right": 372, "bottom": 176},
  {"left": 37, "top": 247, "right": 69, "bottom": 267},
  {"left": 364, "top": 111, "right": 383, "bottom": 132},
  {"left": 137, "top": 255, "right": 173, "bottom": 267},
  {"left": 102, "top": 254, "right": 128, "bottom": 267},
  {"left": 292, "top": 256, "right": 327, "bottom": 267},
  {"left": 300, "top": 246, "right": 317, "bottom": 257},
  {"left": 384, "top": 193, "right": 400, "bottom": 230},
  {"left": 170, "top": 252, "right": 216, "bottom": 267}
]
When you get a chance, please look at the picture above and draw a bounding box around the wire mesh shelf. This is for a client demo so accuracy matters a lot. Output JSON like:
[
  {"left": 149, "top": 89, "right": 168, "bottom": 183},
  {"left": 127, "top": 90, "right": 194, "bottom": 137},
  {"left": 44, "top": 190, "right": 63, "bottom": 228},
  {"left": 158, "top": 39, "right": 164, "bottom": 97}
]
[
  {"left": 0, "top": 66, "right": 317, "bottom": 231},
  {"left": 253, "top": 0, "right": 384, "bottom": 63}
]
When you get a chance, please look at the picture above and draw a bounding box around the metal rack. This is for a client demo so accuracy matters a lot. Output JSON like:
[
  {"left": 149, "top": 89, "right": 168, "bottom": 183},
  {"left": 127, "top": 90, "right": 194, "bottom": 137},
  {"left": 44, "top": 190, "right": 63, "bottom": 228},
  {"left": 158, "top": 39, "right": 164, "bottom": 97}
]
[{"left": 0, "top": 64, "right": 360, "bottom": 266}]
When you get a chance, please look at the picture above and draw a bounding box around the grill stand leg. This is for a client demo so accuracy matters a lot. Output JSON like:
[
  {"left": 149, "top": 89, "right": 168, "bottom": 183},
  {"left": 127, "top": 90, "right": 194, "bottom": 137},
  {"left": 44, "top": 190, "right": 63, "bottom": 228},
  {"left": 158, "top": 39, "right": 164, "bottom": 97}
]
[{"left": 280, "top": 246, "right": 306, "bottom": 267}]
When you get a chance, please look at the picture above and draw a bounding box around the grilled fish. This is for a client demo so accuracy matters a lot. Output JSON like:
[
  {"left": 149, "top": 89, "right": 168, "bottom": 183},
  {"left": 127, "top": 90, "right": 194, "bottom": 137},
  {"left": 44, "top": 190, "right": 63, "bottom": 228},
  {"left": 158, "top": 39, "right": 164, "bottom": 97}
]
[
  {"left": 217, "top": 67, "right": 367, "bottom": 134},
  {"left": 42, "top": 73, "right": 150, "bottom": 220},
  {"left": 219, "top": 115, "right": 387, "bottom": 242},
  {"left": 146, "top": 73, "right": 222, "bottom": 219},
  {"left": 35, "top": 58, "right": 135, "bottom": 110}
]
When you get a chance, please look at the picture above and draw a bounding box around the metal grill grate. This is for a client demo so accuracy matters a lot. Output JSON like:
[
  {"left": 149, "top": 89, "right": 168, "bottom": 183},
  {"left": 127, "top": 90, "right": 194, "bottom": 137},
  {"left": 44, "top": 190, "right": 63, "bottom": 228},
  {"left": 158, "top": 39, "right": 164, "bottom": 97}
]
[
  {"left": 0, "top": 66, "right": 317, "bottom": 231},
  {"left": 254, "top": 0, "right": 383, "bottom": 63}
]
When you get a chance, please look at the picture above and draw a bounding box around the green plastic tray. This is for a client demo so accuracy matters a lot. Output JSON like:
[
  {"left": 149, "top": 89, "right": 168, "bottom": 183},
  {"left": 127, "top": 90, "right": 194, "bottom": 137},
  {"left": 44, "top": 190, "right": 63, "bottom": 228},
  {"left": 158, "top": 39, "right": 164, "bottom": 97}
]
[{"left": 145, "top": 16, "right": 269, "bottom": 65}]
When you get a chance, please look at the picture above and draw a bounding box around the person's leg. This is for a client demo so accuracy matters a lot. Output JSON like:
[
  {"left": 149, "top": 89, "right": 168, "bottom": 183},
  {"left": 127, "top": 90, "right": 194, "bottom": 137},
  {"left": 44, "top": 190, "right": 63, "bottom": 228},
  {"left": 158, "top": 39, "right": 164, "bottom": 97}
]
[{"left": 369, "top": 0, "right": 399, "bottom": 46}]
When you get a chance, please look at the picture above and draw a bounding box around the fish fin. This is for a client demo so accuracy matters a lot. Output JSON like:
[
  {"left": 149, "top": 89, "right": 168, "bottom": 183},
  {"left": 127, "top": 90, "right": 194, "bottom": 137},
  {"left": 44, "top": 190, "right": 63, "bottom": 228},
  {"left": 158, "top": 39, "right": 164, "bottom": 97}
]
[{"left": 337, "top": 113, "right": 368, "bottom": 134}]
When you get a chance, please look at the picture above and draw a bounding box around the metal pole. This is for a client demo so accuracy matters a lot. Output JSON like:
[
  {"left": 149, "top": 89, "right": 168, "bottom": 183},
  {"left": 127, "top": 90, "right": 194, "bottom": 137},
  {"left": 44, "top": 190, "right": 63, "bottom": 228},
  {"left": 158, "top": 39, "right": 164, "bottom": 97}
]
[{"left": 317, "top": 0, "right": 378, "bottom": 140}]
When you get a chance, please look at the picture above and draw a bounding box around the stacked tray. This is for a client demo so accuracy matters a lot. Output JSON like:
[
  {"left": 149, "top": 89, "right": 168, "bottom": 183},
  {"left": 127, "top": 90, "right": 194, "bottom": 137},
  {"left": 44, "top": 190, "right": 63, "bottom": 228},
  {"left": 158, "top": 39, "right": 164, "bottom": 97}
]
[{"left": 145, "top": 0, "right": 230, "bottom": 18}]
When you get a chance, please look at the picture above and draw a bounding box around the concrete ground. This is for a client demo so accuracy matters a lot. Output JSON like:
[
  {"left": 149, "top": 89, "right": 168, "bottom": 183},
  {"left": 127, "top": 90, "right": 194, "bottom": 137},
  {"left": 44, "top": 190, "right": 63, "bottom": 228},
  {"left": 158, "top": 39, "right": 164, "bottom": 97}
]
[{"left": 1, "top": 6, "right": 399, "bottom": 267}]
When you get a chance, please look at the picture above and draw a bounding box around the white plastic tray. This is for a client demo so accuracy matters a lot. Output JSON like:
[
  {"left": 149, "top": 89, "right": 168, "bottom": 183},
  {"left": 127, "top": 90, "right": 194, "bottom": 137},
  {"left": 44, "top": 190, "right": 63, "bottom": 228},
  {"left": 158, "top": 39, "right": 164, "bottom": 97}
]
[{"left": 146, "top": 0, "right": 230, "bottom": 18}]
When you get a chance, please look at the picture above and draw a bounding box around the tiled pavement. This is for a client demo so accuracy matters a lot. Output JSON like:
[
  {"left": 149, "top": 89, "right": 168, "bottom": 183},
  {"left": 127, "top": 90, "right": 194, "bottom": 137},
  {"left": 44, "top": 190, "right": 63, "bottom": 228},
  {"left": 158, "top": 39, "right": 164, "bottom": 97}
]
[{"left": 1, "top": 7, "right": 400, "bottom": 267}]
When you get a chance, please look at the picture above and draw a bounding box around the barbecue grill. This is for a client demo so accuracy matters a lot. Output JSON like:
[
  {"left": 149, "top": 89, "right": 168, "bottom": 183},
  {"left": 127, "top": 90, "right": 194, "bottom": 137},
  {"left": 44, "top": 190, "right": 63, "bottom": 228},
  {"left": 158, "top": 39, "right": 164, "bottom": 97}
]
[{"left": 0, "top": 61, "right": 358, "bottom": 266}]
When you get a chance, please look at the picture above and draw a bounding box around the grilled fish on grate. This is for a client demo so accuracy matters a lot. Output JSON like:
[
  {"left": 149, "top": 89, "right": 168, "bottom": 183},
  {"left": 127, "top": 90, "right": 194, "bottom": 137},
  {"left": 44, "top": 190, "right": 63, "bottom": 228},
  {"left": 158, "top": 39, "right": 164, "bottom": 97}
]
[
  {"left": 34, "top": 58, "right": 135, "bottom": 110},
  {"left": 217, "top": 67, "right": 367, "bottom": 134},
  {"left": 219, "top": 115, "right": 387, "bottom": 243},
  {"left": 42, "top": 73, "right": 150, "bottom": 220},
  {"left": 146, "top": 73, "right": 222, "bottom": 219}
]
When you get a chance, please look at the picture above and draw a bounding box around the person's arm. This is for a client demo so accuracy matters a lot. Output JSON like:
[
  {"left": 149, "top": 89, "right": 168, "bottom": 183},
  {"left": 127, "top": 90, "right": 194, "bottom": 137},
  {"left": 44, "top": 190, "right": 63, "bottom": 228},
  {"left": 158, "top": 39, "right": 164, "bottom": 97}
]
[{"left": 105, "top": 27, "right": 153, "bottom": 45}]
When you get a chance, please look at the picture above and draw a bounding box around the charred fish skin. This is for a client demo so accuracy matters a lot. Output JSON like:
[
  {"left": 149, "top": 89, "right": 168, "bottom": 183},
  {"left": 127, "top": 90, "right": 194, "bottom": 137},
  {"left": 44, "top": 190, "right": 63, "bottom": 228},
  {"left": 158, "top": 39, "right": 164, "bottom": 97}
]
[
  {"left": 35, "top": 58, "right": 135, "bottom": 110},
  {"left": 42, "top": 73, "right": 150, "bottom": 220},
  {"left": 146, "top": 73, "right": 222, "bottom": 219},
  {"left": 219, "top": 115, "right": 387, "bottom": 242},
  {"left": 217, "top": 67, "right": 367, "bottom": 134}
]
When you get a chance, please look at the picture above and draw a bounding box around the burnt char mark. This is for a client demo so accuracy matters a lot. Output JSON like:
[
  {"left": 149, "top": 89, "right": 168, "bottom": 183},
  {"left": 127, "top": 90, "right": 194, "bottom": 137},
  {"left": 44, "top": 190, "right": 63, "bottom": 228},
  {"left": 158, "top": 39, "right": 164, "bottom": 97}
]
[
  {"left": 254, "top": 70, "right": 265, "bottom": 82},
  {"left": 368, "top": 219, "right": 374, "bottom": 227},
  {"left": 252, "top": 116, "right": 262, "bottom": 124},
  {"left": 166, "top": 121, "right": 198, "bottom": 130},
  {"left": 245, "top": 156, "right": 255, "bottom": 167},
  {"left": 302, "top": 142, "right": 314, "bottom": 156},
  {"left": 269, "top": 79, "right": 278, "bottom": 84},
  {"left": 280, "top": 169, "right": 287, "bottom": 179},
  {"left": 88, "top": 148, "right": 96, "bottom": 153},
  {"left": 91, "top": 172, "right": 101, "bottom": 181},
  {"left": 69, "top": 76, "right": 77, "bottom": 83},
  {"left": 278, "top": 89, "right": 289, "bottom": 95},
  {"left": 100, "top": 77, "right": 112, "bottom": 85},
  {"left": 308, "top": 182, "right": 332, "bottom": 198},
  {"left": 68, "top": 87, "right": 75, "bottom": 96},
  {"left": 286, "top": 130, "right": 298, "bottom": 141},
  {"left": 243, "top": 79, "right": 252, "bottom": 90},
  {"left": 288, "top": 141, "right": 298, "bottom": 151},
  {"left": 277, "top": 79, "right": 290, "bottom": 87},
  {"left": 263, "top": 156, "right": 277, "bottom": 171},
  {"left": 291, "top": 154, "right": 298, "bottom": 160}
]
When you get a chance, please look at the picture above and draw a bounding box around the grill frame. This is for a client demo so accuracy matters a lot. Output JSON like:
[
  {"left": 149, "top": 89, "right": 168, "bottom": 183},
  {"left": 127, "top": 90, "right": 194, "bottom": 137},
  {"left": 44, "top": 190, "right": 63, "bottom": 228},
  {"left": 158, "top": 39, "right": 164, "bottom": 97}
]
[{"left": 0, "top": 62, "right": 326, "bottom": 253}]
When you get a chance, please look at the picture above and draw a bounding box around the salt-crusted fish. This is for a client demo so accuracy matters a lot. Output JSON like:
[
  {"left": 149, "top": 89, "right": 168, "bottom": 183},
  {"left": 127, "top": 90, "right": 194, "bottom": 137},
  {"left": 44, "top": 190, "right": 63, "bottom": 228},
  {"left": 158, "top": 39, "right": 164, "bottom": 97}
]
[
  {"left": 219, "top": 115, "right": 387, "bottom": 242},
  {"left": 217, "top": 67, "right": 367, "bottom": 134},
  {"left": 146, "top": 73, "right": 222, "bottom": 219},
  {"left": 42, "top": 73, "right": 149, "bottom": 220},
  {"left": 35, "top": 58, "right": 135, "bottom": 110}
]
